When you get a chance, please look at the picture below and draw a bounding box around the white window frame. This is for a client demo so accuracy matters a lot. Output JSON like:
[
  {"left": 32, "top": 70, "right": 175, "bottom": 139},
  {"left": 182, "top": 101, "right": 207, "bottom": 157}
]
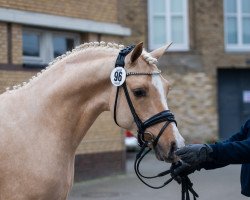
[
  {"left": 23, "top": 28, "right": 80, "bottom": 65},
  {"left": 148, "top": 0, "right": 189, "bottom": 51},
  {"left": 224, "top": 0, "right": 250, "bottom": 52}
]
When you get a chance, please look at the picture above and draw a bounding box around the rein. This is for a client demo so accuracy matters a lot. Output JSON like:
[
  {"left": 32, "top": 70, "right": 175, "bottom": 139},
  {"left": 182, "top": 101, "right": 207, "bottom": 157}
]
[{"left": 112, "top": 45, "right": 199, "bottom": 200}]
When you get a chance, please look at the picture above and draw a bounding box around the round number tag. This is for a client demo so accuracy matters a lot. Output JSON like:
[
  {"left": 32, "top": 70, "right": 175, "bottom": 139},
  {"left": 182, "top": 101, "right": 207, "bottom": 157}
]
[{"left": 110, "top": 67, "right": 126, "bottom": 86}]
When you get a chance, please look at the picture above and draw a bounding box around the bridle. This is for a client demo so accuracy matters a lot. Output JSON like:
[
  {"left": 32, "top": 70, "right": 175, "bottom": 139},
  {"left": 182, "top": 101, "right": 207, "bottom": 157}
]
[
  {"left": 113, "top": 45, "right": 176, "bottom": 148},
  {"left": 112, "top": 45, "right": 199, "bottom": 200}
]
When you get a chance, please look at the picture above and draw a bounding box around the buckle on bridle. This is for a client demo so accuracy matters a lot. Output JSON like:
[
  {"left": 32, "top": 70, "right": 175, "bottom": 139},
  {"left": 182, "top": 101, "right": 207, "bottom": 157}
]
[{"left": 141, "top": 131, "right": 155, "bottom": 148}]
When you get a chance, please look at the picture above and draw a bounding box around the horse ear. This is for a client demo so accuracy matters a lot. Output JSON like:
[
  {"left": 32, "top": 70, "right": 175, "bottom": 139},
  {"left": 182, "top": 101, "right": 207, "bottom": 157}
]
[
  {"left": 150, "top": 42, "right": 172, "bottom": 59},
  {"left": 130, "top": 42, "right": 143, "bottom": 63}
]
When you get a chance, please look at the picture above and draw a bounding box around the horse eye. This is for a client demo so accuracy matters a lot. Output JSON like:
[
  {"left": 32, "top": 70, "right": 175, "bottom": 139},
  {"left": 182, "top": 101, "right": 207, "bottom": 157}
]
[{"left": 133, "top": 89, "right": 147, "bottom": 97}]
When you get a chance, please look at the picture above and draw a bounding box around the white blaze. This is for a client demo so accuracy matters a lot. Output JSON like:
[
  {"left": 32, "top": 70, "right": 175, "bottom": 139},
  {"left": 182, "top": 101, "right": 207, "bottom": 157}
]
[
  {"left": 151, "top": 75, "right": 168, "bottom": 110},
  {"left": 152, "top": 75, "right": 185, "bottom": 148},
  {"left": 172, "top": 124, "right": 185, "bottom": 148}
]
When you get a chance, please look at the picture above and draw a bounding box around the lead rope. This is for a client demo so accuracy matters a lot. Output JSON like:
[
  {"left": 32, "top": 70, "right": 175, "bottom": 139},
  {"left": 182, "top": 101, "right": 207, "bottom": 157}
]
[
  {"left": 134, "top": 147, "right": 199, "bottom": 200},
  {"left": 134, "top": 122, "right": 198, "bottom": 199}
]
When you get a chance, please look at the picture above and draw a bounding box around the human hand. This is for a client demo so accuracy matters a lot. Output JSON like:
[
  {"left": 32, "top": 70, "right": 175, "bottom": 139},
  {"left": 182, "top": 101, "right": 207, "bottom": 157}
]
[
  {"left": 175, "top": 144, "right": 213, "bottom": 166},
  {"left": 170, "top": 161, "right": 197, "bottom": 184}
]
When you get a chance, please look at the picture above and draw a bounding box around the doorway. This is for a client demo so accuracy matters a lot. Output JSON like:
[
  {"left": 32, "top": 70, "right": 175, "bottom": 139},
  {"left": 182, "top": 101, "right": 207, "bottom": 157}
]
[{"left": 217, "top": 68, "right": 250, "bottom": 139}]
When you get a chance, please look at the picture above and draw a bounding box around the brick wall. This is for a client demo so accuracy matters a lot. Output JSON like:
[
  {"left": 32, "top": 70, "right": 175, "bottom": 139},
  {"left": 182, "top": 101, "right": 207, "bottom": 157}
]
[
  {"left": 0, "top": 70, "right": 35, "bottom": 93},
  {"left": 100, "top": 34, "right": 124, "bottom": 44},
  {"left": 193, "top": 0, "right": 250, "bottom": 73},
  {"left": 0, "top": 22, "right": 7, "bottom": 64},
  {"left": 12, "top": 24, "right": 22, "bottom": 65},
  {"left": 118, "top": 0, "right": 148, "bottom": 46},
  {"left": 157, "top": 0, "right": 250, "bottom": 142},
  {"left": 0, "top": 0, "right": 118, "bottom": 23},
  {"left": 164, "top": 72, "right": 217, "bottom": 143},
  {"left": 0, "top": 22, "right": 23, "bottom": 65}
]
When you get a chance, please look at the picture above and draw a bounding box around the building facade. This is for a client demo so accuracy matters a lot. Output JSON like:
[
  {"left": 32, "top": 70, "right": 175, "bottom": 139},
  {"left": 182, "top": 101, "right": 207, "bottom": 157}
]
[
  {"left": 0, "top": 0, "right": 146, "bottom": 181},
  {"left": 147, "top": 0, "right": 250, "bottom": 142},
  {"left": 0, "top": 0, "right": 249, "bottom": 180}
]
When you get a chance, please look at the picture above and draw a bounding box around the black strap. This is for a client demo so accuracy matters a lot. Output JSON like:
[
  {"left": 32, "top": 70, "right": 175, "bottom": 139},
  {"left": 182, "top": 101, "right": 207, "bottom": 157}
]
[
  {"left": 113, "top": 86, "right": 120, "bottom": 126},
  {"left": 115, "top": 45, "right": 135, "bottom": 67},
  {"left": 122, "top": 82, "right": 143, "bottom": 129},
  {"left": 134, "top": 144, "right": 175, "bottom": 189},
  {"left": 134, "top": 148, "right": 199, "bottom": 199},
  {"left": 113, "top": 45, "right": 136, "bottom": 127},
  {"left": 153, "top": 121, "right": 171, "bottom": 147},
  {"left": 143, "top": 110, "right": 176, "bottom": 129},
  {"left": 137, "top": 110, "right": 176, "bottom": 147},
  {"left": 181, "top": 176, "right": 198, "bottom": 200}
]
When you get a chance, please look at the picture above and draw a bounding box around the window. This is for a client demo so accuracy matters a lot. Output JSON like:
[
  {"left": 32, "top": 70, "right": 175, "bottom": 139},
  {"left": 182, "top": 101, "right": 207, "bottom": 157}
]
[
  {"left": 148, "top": 0, "right": 189, "bottom": 51},
  {"left": 23, "top": 28, "right": 80, "bottom": 66},
  {"left": 53, "top": 36, "right": 75, "bottom": 58},
  {"left": 22, "top": 30, "right": 43, "bottom": 64},
  {"left": 23, "top": 32, "right": 40, "bottom": 57},
  {"left": 224, "top": 0, "right": 250, "bottom": 51}
]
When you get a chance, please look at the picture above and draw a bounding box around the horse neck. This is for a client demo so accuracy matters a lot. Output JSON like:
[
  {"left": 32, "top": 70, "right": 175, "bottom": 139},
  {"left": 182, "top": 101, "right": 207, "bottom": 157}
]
[{"left": 20, "top": 48, "right": 119, "bottom": 152}]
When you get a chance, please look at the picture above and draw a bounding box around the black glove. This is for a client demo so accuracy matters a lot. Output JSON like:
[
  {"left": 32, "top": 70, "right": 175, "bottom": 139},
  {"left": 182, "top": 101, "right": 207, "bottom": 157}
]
[
  {"left": 175, "top": 144, "right": 213, "bottom": 166},
  {"left": 171, "top": 161, "right": 197, "bottom": 182}
]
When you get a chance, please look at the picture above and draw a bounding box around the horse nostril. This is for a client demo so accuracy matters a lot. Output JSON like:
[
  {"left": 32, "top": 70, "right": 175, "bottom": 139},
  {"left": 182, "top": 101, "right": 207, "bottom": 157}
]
[{"left": 169, "top": 141, "right": 177, "bottom": 158}]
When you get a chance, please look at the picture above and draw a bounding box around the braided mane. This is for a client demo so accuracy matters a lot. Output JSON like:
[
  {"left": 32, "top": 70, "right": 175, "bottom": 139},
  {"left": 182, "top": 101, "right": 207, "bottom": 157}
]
[{"left": 6, "top": 41, "right": 158, "bottom": 93}]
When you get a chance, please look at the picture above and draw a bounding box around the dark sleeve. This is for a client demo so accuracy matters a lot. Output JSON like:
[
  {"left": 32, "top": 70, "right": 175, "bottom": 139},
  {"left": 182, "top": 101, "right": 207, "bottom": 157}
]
[
  {"left": 200, "top": 161, "right": 228, "bottom": 170},
  {"left": 201, "top": 120, "right": 250, "bottom": 169},
  {"left": 223, "top": 119, "right": 250, "bottom": 142},
  {"left": 208, "top": 139, "right": 250, "bottom": 164}
]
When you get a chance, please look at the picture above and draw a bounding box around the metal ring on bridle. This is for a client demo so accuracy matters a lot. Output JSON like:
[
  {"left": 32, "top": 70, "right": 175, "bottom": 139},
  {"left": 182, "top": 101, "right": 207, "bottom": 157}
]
[{"left": 141, "top": 131, "right": 155, "bottom": 148}]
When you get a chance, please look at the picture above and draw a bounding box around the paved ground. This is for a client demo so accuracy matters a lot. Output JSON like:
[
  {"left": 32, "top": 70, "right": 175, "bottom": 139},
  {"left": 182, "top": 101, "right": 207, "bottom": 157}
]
[{"left": 69, "top": 152, "right": 249, "bottom": 200}]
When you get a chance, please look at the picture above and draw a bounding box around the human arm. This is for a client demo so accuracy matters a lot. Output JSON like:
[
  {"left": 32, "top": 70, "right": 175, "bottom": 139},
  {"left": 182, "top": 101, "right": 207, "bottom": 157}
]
[
  {"left": 176, "top": 120, "right": 250, "bottom": 167},
  {"left": 208, "top": 138, "right": 250, "bottom": 164},
  {"left": 175, "top": 138, "right": 250, "bottom": 169},
  {"left": 222, "top": 119, "right": 250, "bottom": 143}
]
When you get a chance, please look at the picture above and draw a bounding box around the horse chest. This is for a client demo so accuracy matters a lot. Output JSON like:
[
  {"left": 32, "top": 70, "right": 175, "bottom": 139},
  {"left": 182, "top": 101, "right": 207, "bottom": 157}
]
[
  {"left": 26, "top": 158, "right": 75, "bottom": 199},
  {"left": 0, "top": 163, "right": 74, "bottom": 200},
  {"left": 0, "top": 142, "right": 75, "bottom": 200}
]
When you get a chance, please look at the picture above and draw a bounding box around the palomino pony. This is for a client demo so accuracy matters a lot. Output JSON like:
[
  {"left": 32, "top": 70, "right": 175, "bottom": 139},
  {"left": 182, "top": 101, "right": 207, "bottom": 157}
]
[{"left": 0, "top": 42, "right": 184, "bottom": 199}]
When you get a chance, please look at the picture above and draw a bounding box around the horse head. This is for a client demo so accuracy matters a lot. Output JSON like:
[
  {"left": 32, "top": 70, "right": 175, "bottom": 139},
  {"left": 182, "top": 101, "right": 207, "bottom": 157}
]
[{"left": 109, "top": 42, "right": 185, "bottom": 163}]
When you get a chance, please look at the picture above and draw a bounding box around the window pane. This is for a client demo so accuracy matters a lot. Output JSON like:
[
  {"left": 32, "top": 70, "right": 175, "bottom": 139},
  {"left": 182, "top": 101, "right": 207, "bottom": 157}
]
[
  {"left": 242, "top": 0, "right": 250, "bottom": 13},
  {"left": 171, "top": 0, "right": 183, "bottom": 13},
  {"left": 225, "top": 0, "right": 236, "bottom": 13},
  {"left": 226, "top": 17, "right": 238, "bottom": 44},
  {"left": 22, "top": 32, "right": 40, "bottom": 57},
  {"left": 243, "top": 17, "right": 250, "bottom": 44},
  {"left": 171, "top": 16, "right": 184, "bottom": 44},
  {"left": 53, "top": 36, "right": 74, "bottom": 58},
  {"left": 153, "top": 17, "right": 166, "bottom": 45},
  {"left": 152, "top": 0, "right": 165, "bottom": 13}
]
